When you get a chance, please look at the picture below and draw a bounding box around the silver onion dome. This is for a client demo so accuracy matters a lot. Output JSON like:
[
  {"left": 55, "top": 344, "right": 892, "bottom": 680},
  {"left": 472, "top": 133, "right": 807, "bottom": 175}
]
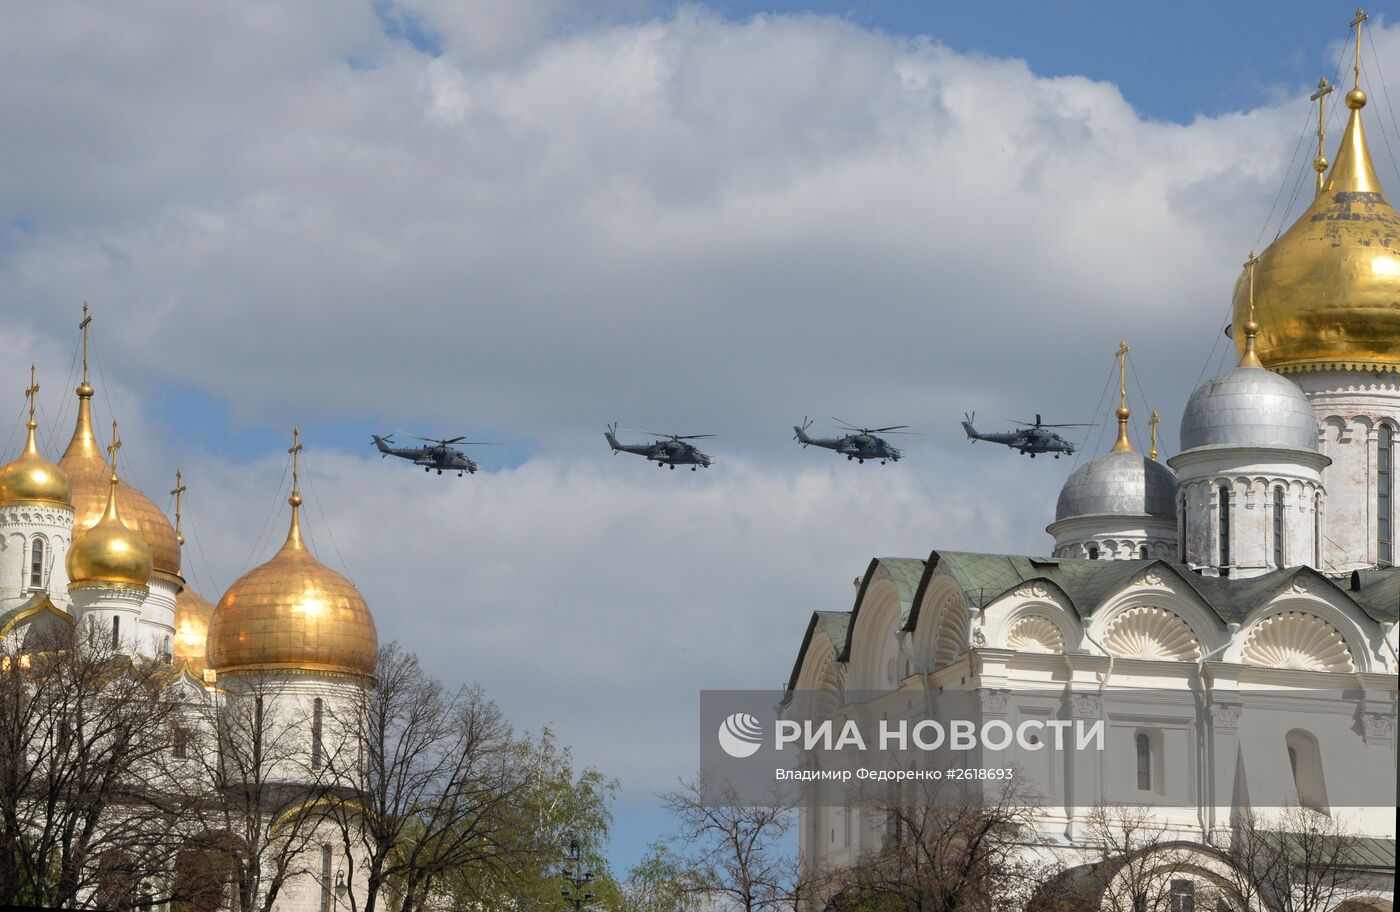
[
  {"left": 1055, "top": 450, "right": 1178, "bottom": 522},
  {"left": 1179, "top": 366, "right": 1317, "bottom": 452}
]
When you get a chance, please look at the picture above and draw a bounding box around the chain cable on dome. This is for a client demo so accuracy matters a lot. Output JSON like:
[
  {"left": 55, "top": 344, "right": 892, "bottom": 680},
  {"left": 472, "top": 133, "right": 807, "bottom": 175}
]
[
  {"left": 1068, "top": 356, "right": 1118, "bottom": 473},
  {"left": 301, "top": 449, "right": 351, "bottom": 578},
  {"left": 237, "top": 450, "right": 291, "bottom": 577},
  {"left": 1127, "top": 356, "right": 1155, "bottom": 456},
  {"left": 1361, "top": 44, "right": 1400, "bottom": 185},
  {"left": 0, "top": 398, "right": 24, "bottom": 465}
]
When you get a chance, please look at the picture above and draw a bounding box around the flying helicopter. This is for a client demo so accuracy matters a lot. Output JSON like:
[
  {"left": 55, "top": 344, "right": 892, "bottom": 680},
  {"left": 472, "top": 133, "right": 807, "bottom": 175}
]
[
  {"left": 959, "top": 413, "right": 1092, "bottom": 458},
  {"left": 605, "top": 424, "right": 713, "bottom": 470},
  {"left": 793, "top": 418, "right": 912, "bottom": 464},
  {"left": 371, "top": 432, "right": 497, "bottom": 475}
]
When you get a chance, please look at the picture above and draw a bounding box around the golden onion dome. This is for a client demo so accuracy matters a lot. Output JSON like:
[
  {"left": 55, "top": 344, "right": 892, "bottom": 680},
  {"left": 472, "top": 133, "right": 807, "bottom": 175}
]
[
  {"left": 0, "top": 420, "right": 71, "bottom": 508},
  {"left": 59, "top": 386, "right": 182, "bottom": 576},
  {"left": 1232, "top": 92, "right": 1400, "bottom": 372},
  {"left": 67, "top": 472, "right": 153, "bottom": 589},
  {"left": 174, "top": 584, "right": 216, "bottom": 675},
  {"left": 208, "top": 489, "right": 378, "bottom": 677}
]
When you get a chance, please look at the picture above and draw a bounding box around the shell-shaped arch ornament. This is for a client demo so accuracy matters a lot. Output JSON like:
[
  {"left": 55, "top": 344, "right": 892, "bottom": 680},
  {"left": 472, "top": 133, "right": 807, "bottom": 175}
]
[
  {"left": 1241, "top": 612, "right": 1355, "bottom": 673},
  {"left": 1005, "top": 615, "right": 1065, "bottom": 654},
  {"left": 1101, "top": 606, "right": 1202, "bottom": 662}
]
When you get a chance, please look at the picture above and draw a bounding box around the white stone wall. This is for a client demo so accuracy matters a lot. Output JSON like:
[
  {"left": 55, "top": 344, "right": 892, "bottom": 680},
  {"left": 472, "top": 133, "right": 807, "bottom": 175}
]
[
  {"left": 1169, "top": 447, "right": 1328, "bottom": 578},
  {"left": 0, "top": 503, "right": 74, "bottom": 612},
  {"left": 1046, "top": 514, "right": 1178, "bottom": 561},
  {"left": 1294, "top": 370, "right": 1400, "bottom": 573},
  {"left": 138, "top": 573, "right": 179, "bottom": 661},
  {"left": 69, "top": 583, "right": 146, "bottom": 652}
]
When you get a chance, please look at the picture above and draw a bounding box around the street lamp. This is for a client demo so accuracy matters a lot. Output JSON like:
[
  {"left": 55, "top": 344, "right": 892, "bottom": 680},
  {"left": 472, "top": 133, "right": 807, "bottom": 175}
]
[
  {"left": 335, "top": 870, "right": 348, "bottom": 900},
  {"left": 559, "top": 835, "right": 595, "bottom": 911}
]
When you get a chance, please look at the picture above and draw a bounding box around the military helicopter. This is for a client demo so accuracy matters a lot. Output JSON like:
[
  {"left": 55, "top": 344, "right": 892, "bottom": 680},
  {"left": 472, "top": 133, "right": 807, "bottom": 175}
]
[
  {"left": 605, "top": 424, "right": 713, "bottom": 470},
  {"left": 793, "top": 418, "right": 912, "bottom": 464},
  {"left": 371, "top": 432, "right": 497, "bottom": 475},
  {"left": 959, "top": 413, "right": 1092, "bottom": 458}
]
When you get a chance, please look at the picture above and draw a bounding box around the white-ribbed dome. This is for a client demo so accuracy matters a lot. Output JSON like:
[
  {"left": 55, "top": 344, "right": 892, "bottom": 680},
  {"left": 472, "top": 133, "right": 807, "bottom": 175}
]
[
  {"left": 1055, "top": 450, "right": 1178, "bottom": 522},
  {"left": 1179, "top": 366, "right": 1317, "bottom": 452}
]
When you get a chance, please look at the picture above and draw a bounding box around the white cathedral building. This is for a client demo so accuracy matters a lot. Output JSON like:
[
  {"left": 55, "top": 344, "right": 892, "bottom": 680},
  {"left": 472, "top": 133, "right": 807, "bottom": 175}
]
[{"left": 786, "top": 54, "right": 1399, "bottom": 912}]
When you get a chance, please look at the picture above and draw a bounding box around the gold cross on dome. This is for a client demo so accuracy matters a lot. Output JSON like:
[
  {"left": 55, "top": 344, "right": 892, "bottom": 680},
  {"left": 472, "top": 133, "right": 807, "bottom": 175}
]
[
  {"left": 1243, "top": 250, "right": 1261, "bottom": 322},
  {"left": 106, "top": 419, "right": 122, "bottom": 473},
  {"left": 79, "top": 302, "right": 93, "bottom": 386},
  {"left": 170, "top": 469, "right": 187, "bottom": 540},
  {"left": 1310, "top": 76, "right": 1334, "bottom": 195},
  {"left": 288, "top": 427, "right": 303, "bottom": 495},
  {"left": 1149, "top": 409, "right": 1160, "bottom": 461},
  {"left": 24, "top": 364, "right": 38, "bottom": 422},
  {"left": 1351, "top": 8, "right": 1368, "bottom": 90}
]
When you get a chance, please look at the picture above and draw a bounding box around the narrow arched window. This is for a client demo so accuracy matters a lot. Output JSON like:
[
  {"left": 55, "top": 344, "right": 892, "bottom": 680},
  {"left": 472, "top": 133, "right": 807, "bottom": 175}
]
[
  {"left": 28, "top": 538, "right": 44, "bottom": 588},
  {"left": 1218, "top": 485, "right": 1231, "bottom": 574},
  {"left": 1314, "top": 492, "right": 1323, "bottom": 569},
  {"left": 1087, "top": 545, "right": 1099, "bottom": 560},
  {"left": 1135, "top": 732, "right": 1152, "bottom": 791},
  {"left": 319, "top": 844, "right": 333, "bottom": 912},
  {"left": 312, "top": 697, "right": 324, "bottom": 770},
  {"left": 1285, "top": 729, "right": 1328, "bottom": 812},
  {"left": 1139, "top": 545, "right": 1149, "bottom": 559},
  {"left": 1272, "top": 487, "right": 1285, "bottom": 567},
  {"left": 1379, "top": 426, "right": 1392, "bottom": 565},
  {"left": 1180, "top": 495, "right": 1189, "bottom": 562}
]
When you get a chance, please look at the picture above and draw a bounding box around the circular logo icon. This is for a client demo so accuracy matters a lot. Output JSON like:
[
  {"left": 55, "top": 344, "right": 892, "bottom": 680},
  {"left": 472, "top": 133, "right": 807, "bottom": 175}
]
[{"left": 717, "top": 712, "right": 764, "bottom": 759}]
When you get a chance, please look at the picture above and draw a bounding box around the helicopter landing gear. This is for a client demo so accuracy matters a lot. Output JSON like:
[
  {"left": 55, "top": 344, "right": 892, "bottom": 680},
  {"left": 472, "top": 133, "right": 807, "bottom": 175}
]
[
  {"left": 847, "top": 455, "right": 853, "bottom": 461},
  {"left": 1029, "top": 453, "right": 1036, "bottom": 458},
  {"left": 458, "top": 472, "right": 464, "bottom": 477},
  {"left": 881, "top": 460, "right": 886, "bottom": 465},
  {"left": 858, "top": 458, "right": 864, "bottom": 464},
  {"left": 424, "top": 467, "right": 430, "bottom": 472},
  {"left": 691, "top": 466, "right": 697, "bottom": 471},
  {"left": 1054, "top": 454, "right": 1060, "bottom": 459},
  {"left": 669, "top": 464, "right": 675, "bottom": 470},
  {"left": 437, "top": 469, "right": 443, "bottom": 474}
]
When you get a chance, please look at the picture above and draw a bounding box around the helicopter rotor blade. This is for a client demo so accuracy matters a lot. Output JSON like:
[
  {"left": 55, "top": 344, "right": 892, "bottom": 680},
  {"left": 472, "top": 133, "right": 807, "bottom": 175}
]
[{"left": 863, "top": 425, "right": 910, "bottom": 433}]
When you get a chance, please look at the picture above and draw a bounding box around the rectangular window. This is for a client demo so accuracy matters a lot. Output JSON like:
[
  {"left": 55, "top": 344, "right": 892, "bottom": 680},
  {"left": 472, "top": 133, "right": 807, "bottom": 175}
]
[
  {"left": 174, "top": 725, "right": 189, "bottom": 760},
  {"left": 1170, "top": 879, "right": 1195, "bottom": 912},
  {"left": 111, "top": 616, "right": 120, "bottom": 650},
  {"left": 312, "top": 697, "right": 324, "bottom": 770},
  {"left": 1218, "top": 487, "right": 1231, "bottom": 573},
  {"left": 1273, "top": 487, "right": 1285, "bottom": 567},
  {"left": 1135, "top": 732, "right": 1152, "bottom": 791}
]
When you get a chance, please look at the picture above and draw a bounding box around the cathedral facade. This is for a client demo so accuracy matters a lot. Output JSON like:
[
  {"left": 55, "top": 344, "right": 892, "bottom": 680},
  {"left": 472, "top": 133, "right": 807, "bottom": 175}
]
[
  {"left": 0, "top": 349, "right": 375, "bottom": 910},
  {"left": 786, "top": 60, "right": 1398, "bottom": 912}
]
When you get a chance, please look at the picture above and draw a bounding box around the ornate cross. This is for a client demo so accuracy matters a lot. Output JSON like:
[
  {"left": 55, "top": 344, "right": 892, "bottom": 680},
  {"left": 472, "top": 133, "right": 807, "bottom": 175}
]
[
  {"left": 106, "top": 419, "right": 122, "bottom": 473},
  {"left": 288, "top": 427, "right": 303, "bottom": 496},
  {"left": 24, "top": 364, "right": 38, "bottom": 423},
  {"left": 170, "top": 469, "right": 187, "bottom": 542},
  {"left": 1310, "top": 76, "right": 1333, "bottom": 195},
  {"left": 1351, "top": 8, "right": 1368, "bottom": 90},
  {"left": 79, "top": 302, "right": 93, "bottom": 386},
  {"left": 1149, "top": 409, "right": 1160, "bottom": 461},
  {"left": 1115, "top": 340, "right": 1130, "bottom": 409},
  {"left": 1243, "top": 250, "right": 1261, "bottom": 322}
]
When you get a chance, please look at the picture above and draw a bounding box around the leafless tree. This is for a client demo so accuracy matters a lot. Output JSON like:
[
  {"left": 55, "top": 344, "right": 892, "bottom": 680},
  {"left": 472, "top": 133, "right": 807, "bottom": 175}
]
[
  {"left": 176, "top": 671, "right": 337, "bottom": 912},
  {"left": 322, "top": 642, "right": 530, "bottom": 912},
  {"left": 0, "top": 619, "right": 190, "bottom": 909},
  {"left": 657, "top": 776, "right": 799, "bottom": 912},
  {"left": 1030, "top": 806, "right": 1239, "bottom": 912},
  {"left": 1215, "top": 806, "right": 1372, "bottom": 912},
  {"left": 819, "top": 781, "right": 1041, "bottom": 912}
]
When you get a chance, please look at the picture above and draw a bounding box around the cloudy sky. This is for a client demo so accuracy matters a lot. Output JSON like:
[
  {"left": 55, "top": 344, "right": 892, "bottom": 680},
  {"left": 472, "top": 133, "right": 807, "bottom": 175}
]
[{"left": 3, "top": 1, "right": 1398, "bottom": 869}]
